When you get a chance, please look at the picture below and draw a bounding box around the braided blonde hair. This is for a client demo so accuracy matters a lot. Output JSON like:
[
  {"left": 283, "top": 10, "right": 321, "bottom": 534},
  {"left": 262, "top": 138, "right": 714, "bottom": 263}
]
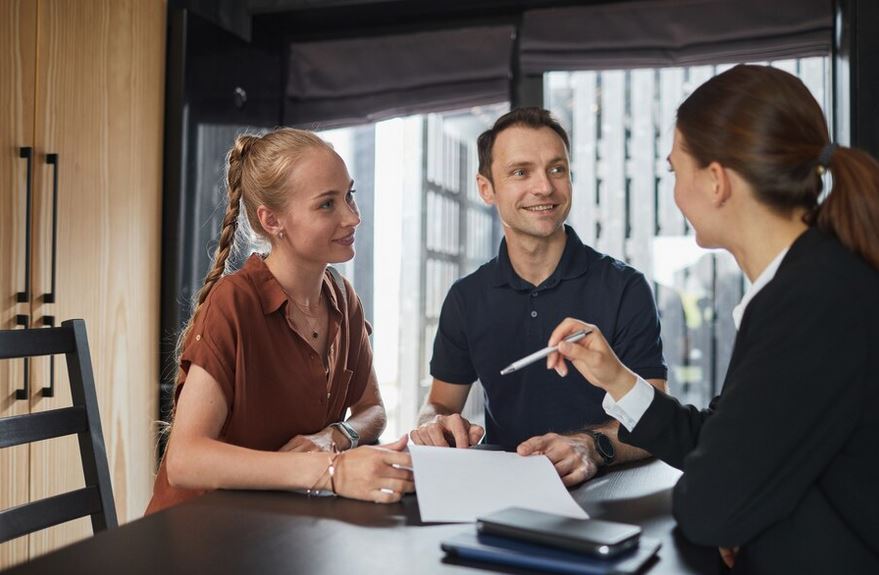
[{"left": 176, "top": 128, "right": 334, "bottom": 362}]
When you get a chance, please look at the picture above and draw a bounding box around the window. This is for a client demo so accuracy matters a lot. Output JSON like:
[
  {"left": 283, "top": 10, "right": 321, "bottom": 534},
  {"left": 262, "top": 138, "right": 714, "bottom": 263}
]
[
  {"left": 317, "top": 103, "right": 507, "bottom": 439},
  {"left": 545, "top": 57, "right": 831, "bottom": 406}
]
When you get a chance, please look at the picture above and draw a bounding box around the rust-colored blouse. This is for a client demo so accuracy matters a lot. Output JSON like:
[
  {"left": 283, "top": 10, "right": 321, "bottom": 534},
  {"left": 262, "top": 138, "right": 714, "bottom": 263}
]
[{"left": 146, "top": 254, "right": 372, "bottom": 514}]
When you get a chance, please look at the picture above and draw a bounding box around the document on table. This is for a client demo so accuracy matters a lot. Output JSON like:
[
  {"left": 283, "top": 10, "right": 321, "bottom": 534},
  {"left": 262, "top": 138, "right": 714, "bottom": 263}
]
[{"left": 408, "top": 443, "right": 589, "bottom": 523}]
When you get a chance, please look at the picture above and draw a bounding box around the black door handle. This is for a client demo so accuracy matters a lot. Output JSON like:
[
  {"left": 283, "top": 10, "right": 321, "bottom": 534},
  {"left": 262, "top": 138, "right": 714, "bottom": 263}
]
[
  {"left": 14, "top": 314, "right": 30, "bottom": 400},
  {"left": 41, "top": 315, "right": 56, "bottom": 397},
  {"left": 43, "top": 153, "right": 59, "bottom": 303},
  {"left": 17, "top": 147, "right": 33, "bottom": 303}
]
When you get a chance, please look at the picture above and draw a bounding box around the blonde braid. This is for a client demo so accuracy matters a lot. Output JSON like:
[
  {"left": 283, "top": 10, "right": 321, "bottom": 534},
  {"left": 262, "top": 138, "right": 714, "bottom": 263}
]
[{"left": 176, "top": 135, "right": 256, "bottom": 360}]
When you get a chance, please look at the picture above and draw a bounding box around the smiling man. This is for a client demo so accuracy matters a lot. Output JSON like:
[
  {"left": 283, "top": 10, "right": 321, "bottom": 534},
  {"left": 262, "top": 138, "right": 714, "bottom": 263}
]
[{"left": 410, "top": 108, "right": 668, "bottom": 487}]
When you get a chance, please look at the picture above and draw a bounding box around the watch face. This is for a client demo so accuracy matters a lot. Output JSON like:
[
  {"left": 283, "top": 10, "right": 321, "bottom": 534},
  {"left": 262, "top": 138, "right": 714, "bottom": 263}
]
[{"left": 593, "top": 432, "right": 615, "bottom": 461}]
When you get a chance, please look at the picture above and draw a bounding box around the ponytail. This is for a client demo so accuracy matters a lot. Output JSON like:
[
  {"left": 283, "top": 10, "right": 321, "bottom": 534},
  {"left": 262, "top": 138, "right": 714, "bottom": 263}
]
[{"left": 813, "top": 147, "right": 879, "bottom": 270}]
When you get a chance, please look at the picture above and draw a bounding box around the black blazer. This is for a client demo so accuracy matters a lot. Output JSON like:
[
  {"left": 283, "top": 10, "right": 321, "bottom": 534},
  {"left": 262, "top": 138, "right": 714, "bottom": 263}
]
[{"left": 620, "top": 228, "right": 879, "bottom": 575}]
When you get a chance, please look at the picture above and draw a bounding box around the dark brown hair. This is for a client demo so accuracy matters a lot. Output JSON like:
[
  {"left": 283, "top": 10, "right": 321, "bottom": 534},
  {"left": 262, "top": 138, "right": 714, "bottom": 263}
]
[
  {"left": 477, "top": 107, "right": 570, "bottom": 181},
  {"left": 677, "top": 64, "right": 879, "bottom": 270}
]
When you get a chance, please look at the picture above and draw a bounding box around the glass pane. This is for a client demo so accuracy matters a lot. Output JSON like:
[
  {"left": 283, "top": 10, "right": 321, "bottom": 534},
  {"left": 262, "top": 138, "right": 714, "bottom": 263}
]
[
  {"left": 545, "top": 57, "right": 831, "bottom": 407},
  {"left": 316, "top": 102, "right": 508, "bottom": 439}
]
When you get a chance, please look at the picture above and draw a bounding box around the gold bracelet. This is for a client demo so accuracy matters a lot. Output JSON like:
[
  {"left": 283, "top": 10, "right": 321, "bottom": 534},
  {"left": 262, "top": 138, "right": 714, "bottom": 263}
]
[
  {"left": 306, "top": 442, "right": 340, "bottom": 497},
  {"left": 328, "top": 451, "right": 344, "bottom": 494}
]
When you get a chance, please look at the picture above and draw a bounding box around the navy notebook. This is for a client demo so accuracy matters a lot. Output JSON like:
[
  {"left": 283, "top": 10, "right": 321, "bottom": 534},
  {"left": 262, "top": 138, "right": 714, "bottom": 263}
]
[{"left": 441, "top": 532, "right": 661, "bottom": 575}]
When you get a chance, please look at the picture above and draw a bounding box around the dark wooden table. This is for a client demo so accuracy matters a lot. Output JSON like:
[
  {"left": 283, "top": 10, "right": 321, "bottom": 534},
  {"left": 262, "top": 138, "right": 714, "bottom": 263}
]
[{"left": 6, "top": 459, "right": 719, "bottom": 574}]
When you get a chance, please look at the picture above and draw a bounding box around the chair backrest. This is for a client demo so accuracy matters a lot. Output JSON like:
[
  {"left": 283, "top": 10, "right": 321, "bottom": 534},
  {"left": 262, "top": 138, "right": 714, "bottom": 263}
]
[{"left": 0, "top": 319, "right": 117, "bottom": 543}]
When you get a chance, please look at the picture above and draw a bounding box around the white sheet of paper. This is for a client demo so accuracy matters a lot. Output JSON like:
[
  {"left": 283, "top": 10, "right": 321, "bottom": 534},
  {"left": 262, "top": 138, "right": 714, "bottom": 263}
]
[{"left": 408, "top": 443, "right": 589, "bottom": 523}]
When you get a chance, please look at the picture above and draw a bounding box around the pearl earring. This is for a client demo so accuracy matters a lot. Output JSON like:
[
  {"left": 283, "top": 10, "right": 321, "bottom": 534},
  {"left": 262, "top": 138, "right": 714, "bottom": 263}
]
[{"left": 278, "top": 231, "right": 284, "bottom": 239}]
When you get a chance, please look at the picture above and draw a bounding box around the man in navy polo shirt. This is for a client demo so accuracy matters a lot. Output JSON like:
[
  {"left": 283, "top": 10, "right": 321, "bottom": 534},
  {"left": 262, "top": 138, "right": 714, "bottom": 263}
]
[{"left": 409, "top": 107, "right": 668, "bottom": 487}]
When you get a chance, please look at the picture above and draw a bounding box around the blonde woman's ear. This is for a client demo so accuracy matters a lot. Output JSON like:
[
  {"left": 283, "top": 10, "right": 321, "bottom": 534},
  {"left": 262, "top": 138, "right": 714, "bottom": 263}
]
[{"left": 256, "top": 204, "right": 282, "bottom": 237}]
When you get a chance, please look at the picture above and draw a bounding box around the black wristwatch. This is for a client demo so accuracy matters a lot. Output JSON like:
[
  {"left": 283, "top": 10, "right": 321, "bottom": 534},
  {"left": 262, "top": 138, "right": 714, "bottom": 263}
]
[{"left": 586, "top": 430, "right": 615, "bottom": 466}]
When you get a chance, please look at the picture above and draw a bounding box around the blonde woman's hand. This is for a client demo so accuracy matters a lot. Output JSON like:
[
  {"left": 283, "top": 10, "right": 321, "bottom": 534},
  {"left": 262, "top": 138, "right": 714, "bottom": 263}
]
[
  {"left": 546, "top": 318, "right": 638, "bottom": 401},
  {"left": 332, "top": 435, "right": 415, "bottom": 503},
  {"left": 279, "top": 427, "right": 339, "bottom": 453}
]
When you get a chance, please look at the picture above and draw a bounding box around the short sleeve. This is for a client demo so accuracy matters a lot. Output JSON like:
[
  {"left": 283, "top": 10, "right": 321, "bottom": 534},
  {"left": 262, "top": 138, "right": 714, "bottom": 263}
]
[
  {"left": 612, "top": 273, "right": 667, "bottom": 380},
  {"left": 178, "top": 282, "right": 239, "bottom": 409},
  {"left": 430, "top": 283, "right": 477, "bottom": 385}
]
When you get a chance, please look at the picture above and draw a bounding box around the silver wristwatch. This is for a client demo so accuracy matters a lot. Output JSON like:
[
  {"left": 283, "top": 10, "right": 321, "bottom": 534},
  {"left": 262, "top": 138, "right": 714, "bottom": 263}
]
[{"left": 330, "top": 421, "right": 359, "bottom": 449}]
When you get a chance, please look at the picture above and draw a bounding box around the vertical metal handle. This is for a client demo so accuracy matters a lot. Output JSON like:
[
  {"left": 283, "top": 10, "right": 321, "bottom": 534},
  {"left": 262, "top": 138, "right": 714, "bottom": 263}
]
[
  {"left": 14, "top": 314, "right": 30, "bottom": 400},
  {"left": 17, "top": 147, "right": 33, "bottom": 303},
  {"left": 43, "top": 153, "right": 59, "bottom": 303},
  {"left": 41, "top": 315, "right": 56, "bottom": 397}
]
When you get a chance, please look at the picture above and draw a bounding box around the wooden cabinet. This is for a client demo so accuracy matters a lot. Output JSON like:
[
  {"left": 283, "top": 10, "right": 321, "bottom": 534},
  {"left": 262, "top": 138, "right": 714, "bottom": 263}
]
[{"left": 1, "top": 0, "right": 165, "bottom": 568}]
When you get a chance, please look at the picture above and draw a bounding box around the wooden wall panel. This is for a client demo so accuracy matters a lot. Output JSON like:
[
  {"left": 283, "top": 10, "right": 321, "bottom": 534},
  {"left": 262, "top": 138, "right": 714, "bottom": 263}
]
[
  {"left": 0, "top": 0, "right": 37, "bottom": 568},
  {"left": 28, "top": 0, "right": 165, "bottom": 559}
]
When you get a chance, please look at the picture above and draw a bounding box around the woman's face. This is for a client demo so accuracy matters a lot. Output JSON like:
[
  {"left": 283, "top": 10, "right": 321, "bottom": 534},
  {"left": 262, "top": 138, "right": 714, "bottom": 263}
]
[
  {"left": 669, "top": 129, "right": 722, "bottom": 249},
  {"left": 277, "top": 146, "right": 361, "bottom": 265}
]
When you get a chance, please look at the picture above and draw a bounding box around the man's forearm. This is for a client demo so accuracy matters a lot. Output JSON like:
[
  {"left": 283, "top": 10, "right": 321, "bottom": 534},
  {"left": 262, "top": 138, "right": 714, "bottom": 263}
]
[{"left": 594, "top": 419, "right": 651, "bottom": 465}]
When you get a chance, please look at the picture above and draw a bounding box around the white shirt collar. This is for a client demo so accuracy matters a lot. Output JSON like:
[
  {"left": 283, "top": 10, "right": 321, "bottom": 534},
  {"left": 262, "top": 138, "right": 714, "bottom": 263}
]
[{"left": 732, "top": 248, "right": 789, "bottom": 330}]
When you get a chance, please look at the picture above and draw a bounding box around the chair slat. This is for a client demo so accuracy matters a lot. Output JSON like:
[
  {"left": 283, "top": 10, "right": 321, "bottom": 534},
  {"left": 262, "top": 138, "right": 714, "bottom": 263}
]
[
  {"left": 0, "top": 326, "right": 74, "bottom": 359},
  {"left": 0, "top": 488, "right": 103, "bottom": 544},
  {"left": 0, "top": 407, "right": 88, "bottom": 448},
  {"left": 0, "top": 319, "right": 118, "bottom": 544}
]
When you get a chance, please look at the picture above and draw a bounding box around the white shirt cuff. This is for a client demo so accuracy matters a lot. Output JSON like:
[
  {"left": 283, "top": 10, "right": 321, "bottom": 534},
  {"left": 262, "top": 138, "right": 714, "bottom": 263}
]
[{"left": 601, "top": 376, "right": 656, "bottom": 432}]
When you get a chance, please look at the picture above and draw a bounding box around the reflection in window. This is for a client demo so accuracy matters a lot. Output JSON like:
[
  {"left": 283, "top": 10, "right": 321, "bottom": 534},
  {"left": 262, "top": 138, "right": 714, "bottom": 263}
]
[{"left": 545, "top": 57, "right": 830, "bottom": 407}]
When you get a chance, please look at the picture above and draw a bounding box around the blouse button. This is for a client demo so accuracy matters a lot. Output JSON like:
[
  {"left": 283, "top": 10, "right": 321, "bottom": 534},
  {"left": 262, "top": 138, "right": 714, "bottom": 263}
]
[{"left": 530, "top": 310, "right": 538, "bottom": 318}]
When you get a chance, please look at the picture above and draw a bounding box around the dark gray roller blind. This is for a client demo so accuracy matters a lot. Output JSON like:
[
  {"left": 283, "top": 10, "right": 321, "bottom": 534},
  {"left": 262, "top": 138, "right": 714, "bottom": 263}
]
[
  {"left": 521, "top": 0, "right": 832, "bottom": 73},
  {"left": 284, "top": 26, "right": 514, "bottom": 128}
]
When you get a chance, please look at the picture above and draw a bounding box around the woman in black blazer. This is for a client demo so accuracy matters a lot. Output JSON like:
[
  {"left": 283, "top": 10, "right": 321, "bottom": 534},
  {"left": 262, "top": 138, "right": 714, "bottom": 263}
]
[{"left": 548, "top": 64, "right": 879, "bottom": 575}]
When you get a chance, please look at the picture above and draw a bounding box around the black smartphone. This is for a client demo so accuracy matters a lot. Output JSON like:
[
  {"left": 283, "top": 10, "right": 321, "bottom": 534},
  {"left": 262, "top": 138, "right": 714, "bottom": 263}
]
[{"left": 476, "top": 507, "right": 642, "bottom": 558}]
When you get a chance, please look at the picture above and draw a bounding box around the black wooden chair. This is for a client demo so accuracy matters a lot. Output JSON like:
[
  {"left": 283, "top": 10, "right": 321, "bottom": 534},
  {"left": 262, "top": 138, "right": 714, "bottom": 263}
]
[{"left": 0, "top": 319, "right": 117, "bottom": 543}]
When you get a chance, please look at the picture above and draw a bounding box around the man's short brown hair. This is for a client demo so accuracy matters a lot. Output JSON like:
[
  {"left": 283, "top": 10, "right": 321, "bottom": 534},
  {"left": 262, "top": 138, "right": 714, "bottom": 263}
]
[{"left": 476, "top": 107, "right": 570, "bottom": 182}]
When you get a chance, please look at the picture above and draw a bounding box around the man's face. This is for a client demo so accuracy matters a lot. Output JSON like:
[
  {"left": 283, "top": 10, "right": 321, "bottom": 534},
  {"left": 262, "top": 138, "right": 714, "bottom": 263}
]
[{"left": 478, "top": 125, "right": 572, "bottom": 241}]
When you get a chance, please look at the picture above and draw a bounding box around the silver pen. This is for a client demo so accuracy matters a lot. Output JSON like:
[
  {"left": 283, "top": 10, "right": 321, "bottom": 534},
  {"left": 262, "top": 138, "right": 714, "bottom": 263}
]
[{"left": 499, "top": 329, "right": 592, "bottom": 375}]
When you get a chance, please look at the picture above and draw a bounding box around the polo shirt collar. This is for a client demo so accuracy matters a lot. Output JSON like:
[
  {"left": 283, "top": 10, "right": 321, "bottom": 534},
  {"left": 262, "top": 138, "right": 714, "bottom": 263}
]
[
  {"left": 490, "top": 225, "right": 591, "bottom": 290},
  {"left": 246, "top": 254, "right": 341, "bottom": 316}
]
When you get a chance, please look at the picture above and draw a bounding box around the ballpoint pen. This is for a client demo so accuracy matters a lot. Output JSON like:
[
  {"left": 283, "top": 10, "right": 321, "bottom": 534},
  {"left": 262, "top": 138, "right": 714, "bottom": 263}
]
[{"left": 499, "top": 329, "right": 592, "bottom": 375}]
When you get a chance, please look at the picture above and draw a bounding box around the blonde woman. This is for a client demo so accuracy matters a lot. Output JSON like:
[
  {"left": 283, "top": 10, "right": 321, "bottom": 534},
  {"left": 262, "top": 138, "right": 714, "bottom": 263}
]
[{"left": 147, "top": 129, "right": 413, "bottom": 513}]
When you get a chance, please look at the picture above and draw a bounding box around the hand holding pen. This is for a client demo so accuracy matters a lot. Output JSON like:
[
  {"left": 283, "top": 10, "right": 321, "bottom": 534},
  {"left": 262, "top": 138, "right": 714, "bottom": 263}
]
[
  {"left": 499, "top": 329, "right": 592, "bottom": 375},
  {"left": 545, "top": 319, "right": 638, "bottom": 402}
]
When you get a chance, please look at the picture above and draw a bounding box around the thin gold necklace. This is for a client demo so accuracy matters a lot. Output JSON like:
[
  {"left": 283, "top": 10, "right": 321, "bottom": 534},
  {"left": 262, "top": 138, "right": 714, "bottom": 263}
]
[{"left": 288, "top": 295, "right": 324, "bottom": 340}]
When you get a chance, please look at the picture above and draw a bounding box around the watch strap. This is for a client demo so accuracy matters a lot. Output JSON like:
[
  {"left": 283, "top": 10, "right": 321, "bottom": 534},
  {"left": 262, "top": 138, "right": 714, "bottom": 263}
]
[{"left": 331, "top": 422, "right": 359, "bottom": 449}]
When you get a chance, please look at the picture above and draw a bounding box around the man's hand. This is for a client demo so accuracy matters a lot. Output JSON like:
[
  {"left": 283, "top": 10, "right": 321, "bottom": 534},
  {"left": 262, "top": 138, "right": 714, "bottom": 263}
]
[
  {"left": 410, "top": 414, "right": 484, "bottom": 448},
  {"left": 279, "top": 426, "right": 346, "bottom": 453},
  {"left": 517, "top": 432, "right": 600, "bottom": 487}
]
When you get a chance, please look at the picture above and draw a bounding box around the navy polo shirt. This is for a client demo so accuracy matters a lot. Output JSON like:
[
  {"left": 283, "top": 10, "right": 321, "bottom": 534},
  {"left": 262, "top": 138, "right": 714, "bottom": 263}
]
[{"left": 430, "top": 225, "right": 667, "bottom": 451}]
